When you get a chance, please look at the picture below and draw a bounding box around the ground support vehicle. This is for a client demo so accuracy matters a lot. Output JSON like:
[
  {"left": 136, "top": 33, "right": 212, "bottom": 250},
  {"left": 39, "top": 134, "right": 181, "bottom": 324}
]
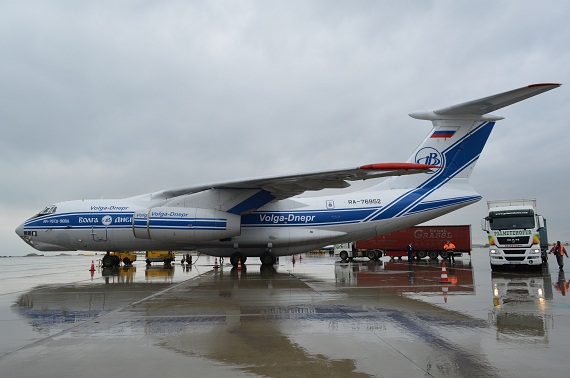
[
  {"left": 145, "top": 250, "right": 176, "bottom": 265},
  {"left": 482, "top": 199, "right": 548, "bottom": 271},
  {"left": 338, "top": 225, "right": 471, "bottom": 261},
  {"left": 102, "top": 251, "right": 137, "bottom": 267}
]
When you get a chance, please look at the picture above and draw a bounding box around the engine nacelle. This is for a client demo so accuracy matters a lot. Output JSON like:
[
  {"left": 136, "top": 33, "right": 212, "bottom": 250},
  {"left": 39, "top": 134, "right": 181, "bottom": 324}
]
[{"left": 133, "top": 207, "right": 241, "bottom": 242}]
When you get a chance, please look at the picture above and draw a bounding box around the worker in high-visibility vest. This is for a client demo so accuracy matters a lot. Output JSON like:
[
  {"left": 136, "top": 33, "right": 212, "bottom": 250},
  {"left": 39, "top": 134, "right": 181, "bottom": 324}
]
[
  {"left": 443, "top": 240, "right": 456, "bottom": 263},
  {"left": 551, "top": 241, "right": 569, "bottom": 270}
]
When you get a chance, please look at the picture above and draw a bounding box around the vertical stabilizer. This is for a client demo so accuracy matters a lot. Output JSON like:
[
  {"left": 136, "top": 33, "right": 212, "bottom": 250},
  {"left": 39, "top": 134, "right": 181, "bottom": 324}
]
[{"left": 380, "top": 83, "right": 560, "bottom": 190}]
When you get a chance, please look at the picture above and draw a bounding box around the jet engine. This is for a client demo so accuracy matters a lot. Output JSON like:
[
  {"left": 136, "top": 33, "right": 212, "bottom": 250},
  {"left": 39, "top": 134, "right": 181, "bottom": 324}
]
[{"left": 132, "top": 207, "right": 241, "bottom": 242}]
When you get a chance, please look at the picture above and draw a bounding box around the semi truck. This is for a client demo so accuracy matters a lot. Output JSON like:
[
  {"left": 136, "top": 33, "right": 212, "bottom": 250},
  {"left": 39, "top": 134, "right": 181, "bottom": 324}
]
[
  {"left": 338, "top": 225, "right": 471, "bottom": 261},
  {"left": 482, "top": 199, "right": 548, "bottom": 271}
]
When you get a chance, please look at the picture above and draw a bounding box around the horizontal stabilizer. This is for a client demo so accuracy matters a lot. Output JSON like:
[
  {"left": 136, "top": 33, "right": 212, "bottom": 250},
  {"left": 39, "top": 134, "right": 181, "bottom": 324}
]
[{"left": 410, "top": 83, "right": 561, "bottom": 120}]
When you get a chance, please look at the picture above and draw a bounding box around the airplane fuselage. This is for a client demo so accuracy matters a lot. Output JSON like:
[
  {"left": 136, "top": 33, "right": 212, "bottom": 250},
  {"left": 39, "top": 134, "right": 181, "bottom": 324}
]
[{"left": 16, "top": 183, "right": 480, "bottom": 257}]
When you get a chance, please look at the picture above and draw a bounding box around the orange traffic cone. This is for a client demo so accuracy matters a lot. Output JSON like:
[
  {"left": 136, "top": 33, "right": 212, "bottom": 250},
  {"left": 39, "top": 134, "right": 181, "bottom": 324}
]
[
  {"left": 214, "top": 257, "right": 219, "bottom": 269},
  {"left": 89, "top": 260, "right": 95, "bottom": 272},
  {"left": 237, "top": 257, "right": 242, "bottom": 271},
  {"left": 439, "top": 261, "right": 450, "bottom": 283}
]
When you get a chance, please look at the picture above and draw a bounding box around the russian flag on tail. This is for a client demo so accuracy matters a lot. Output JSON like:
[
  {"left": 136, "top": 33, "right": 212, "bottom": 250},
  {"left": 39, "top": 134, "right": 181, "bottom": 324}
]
[{"left": 431, "top": 130, "right": 456, "bottom": 138}]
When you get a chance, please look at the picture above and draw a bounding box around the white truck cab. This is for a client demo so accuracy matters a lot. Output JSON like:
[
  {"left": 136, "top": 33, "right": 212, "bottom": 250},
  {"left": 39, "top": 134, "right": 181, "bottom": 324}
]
[{"left": 482, "top": 199, "right": 548, "bottom": 271}]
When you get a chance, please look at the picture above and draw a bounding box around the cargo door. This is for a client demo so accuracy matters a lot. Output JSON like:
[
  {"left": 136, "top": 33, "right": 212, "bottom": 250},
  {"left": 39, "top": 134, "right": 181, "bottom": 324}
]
[{"left": 132, "top": 210, "right": 150, "bottom": 239}]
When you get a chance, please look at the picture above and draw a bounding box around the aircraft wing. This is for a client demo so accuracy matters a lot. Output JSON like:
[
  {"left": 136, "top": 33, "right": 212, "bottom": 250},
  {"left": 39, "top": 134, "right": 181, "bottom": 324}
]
[{"left": 153, "top": 162, "right": 437, "bottom": 201}]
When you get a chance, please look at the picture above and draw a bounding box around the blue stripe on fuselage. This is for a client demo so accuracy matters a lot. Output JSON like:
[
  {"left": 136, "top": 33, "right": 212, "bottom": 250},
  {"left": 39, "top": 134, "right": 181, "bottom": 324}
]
[
  {"left": 148, "top": 217, "right": 227, "bottom": 230},
  {"left": 24, "top": 212, "right": 227, "bottom": 231},
  {"left": 405, "top": 195, "right": 481, "bottom": 215},
  {"left": 228, "top": 190, "right": 276, "bottom": 214},
  {"left": 24, "top": 212, "right": 135, "bottom": 229}
]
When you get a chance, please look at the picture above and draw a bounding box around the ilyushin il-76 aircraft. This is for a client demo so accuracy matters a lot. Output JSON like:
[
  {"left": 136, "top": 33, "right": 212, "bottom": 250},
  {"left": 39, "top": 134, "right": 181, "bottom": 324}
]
[{"left": 16, "top": 83, "right": 560, "bottom": 267}]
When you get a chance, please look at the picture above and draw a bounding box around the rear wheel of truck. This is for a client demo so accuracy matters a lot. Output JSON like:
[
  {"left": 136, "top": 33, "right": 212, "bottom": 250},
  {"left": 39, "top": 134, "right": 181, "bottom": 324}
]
[
  {"left": 440, "top": 250, "right": 449, "bottom": 259},
  {"left": 339, "top": 250, "right": 349, "bottom": 261},
  {"left": 366, "top": 250, "right": 376, "bottom": 260},
  {"left": 417, "top": 250, "right": 427, "bottom": 259},
  {"left": 428, "top": 251, "right": 439, "bottom": 259}
]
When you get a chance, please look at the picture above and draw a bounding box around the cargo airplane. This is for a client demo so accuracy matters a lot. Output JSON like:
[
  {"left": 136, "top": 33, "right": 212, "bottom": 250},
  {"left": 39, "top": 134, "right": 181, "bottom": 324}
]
[{"left": 16, "top": 84, "right": 560, "bottom": 267}]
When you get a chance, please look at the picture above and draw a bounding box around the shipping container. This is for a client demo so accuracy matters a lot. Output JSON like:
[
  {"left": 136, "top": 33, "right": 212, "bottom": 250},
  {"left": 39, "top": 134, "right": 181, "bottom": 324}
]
[{"left": 338, "top": 225, "right": 471, "bottom": 261}]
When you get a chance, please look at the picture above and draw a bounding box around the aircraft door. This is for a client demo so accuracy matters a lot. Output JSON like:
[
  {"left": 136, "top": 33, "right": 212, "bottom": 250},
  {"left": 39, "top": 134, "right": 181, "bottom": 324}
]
[{"left": 132, "top": 210, "right": 151, "bottom": 239}]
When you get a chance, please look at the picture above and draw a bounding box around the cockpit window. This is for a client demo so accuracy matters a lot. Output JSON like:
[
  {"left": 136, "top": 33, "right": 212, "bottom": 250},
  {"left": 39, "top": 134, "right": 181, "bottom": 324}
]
[{"left": 38, "top": 205, "right": 57, "bottom": 216}]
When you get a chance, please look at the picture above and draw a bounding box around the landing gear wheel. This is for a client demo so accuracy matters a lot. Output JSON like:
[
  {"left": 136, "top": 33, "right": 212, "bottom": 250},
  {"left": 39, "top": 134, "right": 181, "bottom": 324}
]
[
  {"left": 260, "top": 252, "right": 276, "bottom": 266},
  {"left": 428, "top": 250, "right": 439, "bottom": 259},
  {"left": 339, "top": 250, "right": 349, "bottom": 261},
  {"left": 230, "top": 252, "right": 245, "bottom": 268},
  {"left": 123, "top": 257, "right": 131, "bottom": 265}
]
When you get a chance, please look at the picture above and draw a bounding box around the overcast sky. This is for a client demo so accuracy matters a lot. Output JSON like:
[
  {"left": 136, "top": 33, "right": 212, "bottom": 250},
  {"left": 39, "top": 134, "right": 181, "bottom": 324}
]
[{"left": 1, "top": 1, "right": 569, "bottom": 256}]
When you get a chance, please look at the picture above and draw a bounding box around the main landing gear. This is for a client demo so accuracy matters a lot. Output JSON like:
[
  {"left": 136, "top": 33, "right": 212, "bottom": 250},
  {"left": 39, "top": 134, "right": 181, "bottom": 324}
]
[
  {"left": 229, "top": 252, "right": 277, "bottom": 267},
  {"left": 230, "top": 252, "right": 247, "bottom": 268},
  {"left": 260, "top": 252, "right": 276, "bottom": 266}
]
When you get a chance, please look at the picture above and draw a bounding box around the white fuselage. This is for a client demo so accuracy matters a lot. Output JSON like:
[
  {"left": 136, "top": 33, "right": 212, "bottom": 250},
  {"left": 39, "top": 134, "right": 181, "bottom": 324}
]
[{"left": 16, "top": 181, "right": 480, "bottom": 258}]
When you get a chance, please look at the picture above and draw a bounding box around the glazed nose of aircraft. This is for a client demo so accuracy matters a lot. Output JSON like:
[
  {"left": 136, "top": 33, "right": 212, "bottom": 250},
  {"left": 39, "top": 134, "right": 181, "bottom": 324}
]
[
  {"left": 15, "top": 221, "right": 42, "bottom": 249},
  {"left": 15, "top": 222, "right": 24, "bottom": 238}
]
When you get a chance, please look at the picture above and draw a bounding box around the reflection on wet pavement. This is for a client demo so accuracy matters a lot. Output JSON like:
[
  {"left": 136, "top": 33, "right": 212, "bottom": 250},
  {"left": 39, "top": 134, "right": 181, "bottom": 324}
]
[{"left": 2, "top": 252, "right": 570, "bottom": 377}]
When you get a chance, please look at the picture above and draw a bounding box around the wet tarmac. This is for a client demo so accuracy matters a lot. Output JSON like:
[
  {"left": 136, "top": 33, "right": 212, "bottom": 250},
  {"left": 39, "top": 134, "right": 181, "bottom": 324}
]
[{"left": 1, "top": 250, "right": 569, "bottom": 377}]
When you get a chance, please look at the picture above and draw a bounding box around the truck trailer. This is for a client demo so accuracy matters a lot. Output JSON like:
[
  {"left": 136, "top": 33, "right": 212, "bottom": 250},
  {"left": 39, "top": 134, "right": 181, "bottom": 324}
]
[{"left": 338, "top": 225, "right": 471, "bottom": 261}]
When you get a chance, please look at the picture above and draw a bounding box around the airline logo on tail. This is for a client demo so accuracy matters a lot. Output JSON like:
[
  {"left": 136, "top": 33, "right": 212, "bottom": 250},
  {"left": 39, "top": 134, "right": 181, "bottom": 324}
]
[{"left": 415, "top": 147, "right": 443, "bottom": 171}]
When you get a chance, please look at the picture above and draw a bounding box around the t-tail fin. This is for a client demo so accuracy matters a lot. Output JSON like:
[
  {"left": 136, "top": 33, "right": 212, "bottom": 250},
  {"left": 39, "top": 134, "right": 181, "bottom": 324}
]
[{"left": 384, "top": 83, "right": 560, "bottom": 190}]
